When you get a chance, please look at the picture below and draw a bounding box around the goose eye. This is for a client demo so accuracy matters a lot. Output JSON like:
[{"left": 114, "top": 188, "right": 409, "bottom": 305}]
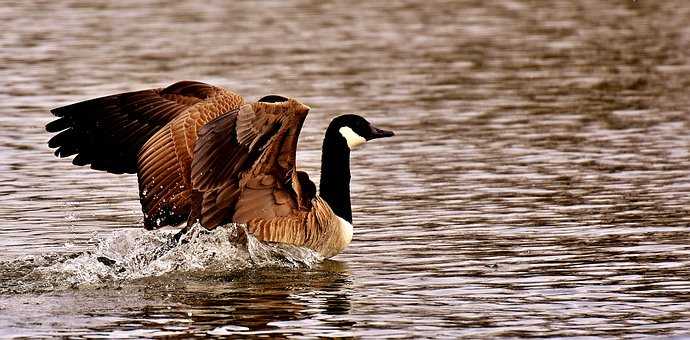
[{"left": 258, "top": 95, "right": 289, "bottom": 103}]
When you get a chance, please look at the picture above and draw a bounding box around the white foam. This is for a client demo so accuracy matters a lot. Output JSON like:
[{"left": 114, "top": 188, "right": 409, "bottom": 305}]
[{"left": 7, "top": 223, "right": 322, "bottom": 291}]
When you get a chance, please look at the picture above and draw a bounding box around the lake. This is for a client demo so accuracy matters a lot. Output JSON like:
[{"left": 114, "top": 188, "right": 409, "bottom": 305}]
[{"left": 1, "top": 0, "right": 690, "bottom": 338}]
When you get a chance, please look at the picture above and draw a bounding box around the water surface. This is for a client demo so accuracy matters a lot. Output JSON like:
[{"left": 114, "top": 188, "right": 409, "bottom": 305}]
[{"left": 1, "top": 0, "right": 690, "bottom": 338}]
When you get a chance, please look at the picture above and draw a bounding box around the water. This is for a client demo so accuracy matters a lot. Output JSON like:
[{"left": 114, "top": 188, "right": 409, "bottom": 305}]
[{"left": 2, "top": 0, "right": 690, "bottom": 337}]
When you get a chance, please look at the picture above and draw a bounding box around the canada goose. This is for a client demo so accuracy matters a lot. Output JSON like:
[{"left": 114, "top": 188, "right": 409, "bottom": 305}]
[{"left": 46, "top": 81, "right": 394, "bottom": 258}]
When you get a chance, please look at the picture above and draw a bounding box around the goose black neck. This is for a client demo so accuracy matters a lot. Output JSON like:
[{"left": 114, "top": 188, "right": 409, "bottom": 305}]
[{"left": 319, "top": 129, "right": 352, "bottom": 223}]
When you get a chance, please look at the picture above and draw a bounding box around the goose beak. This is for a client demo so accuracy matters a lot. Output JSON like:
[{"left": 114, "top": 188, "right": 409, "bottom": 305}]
[{"left": 368, "top": 125, "right": 395, "bottom": 140}]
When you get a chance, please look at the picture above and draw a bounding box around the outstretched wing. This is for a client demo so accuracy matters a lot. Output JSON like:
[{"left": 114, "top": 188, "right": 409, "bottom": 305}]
[
  {"left": 190, "top": 99, "right": 312, "bottom": 229},
  {"left": 47, "top": 81, "right": 246, "bottom": 229},
  {"left": 46, "top": 81, "right": 236, "bottom": 174}
]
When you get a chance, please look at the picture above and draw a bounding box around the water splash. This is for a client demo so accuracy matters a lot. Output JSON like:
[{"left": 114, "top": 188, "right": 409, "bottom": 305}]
[{"left": 2, "top": 223, "right": 322, "bottom": 293}]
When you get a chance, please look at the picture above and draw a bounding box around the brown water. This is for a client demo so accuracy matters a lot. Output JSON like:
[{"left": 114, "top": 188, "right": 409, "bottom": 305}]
[{"left": 2, "top": 0, "right": 690, "bottom": 338}]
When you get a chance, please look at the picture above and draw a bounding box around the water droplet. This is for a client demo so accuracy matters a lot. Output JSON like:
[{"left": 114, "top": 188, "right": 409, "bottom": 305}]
[{"left": 64, "top": 212, "right": 78, "bottom": 221}]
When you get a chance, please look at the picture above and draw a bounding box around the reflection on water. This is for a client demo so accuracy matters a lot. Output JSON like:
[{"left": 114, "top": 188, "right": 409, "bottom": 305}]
[
  {"left": 1, "top": 0, "right": 690, "bottom": 337},
  {"left": 1, "top": 262, "right": 352, "bottom": 338}
]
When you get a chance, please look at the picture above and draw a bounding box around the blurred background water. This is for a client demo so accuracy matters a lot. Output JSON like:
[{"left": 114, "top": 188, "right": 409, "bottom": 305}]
[{"left": 1, "top": 0, "right": 690, "bottom": 338}]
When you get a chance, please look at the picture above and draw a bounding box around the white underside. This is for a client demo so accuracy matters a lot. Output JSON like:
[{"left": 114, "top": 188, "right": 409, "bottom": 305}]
[{"left": 336, "top": 216, "right": 354, "bottom": 248}]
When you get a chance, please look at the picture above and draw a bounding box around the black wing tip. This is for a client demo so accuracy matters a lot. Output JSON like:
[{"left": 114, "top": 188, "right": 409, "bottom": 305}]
[
  {"left": 50, "top": 103, "right": 79, "bottom": 117},
  {"left": 50, "top": 93, "right": 120, "bottom": 118},
  {"left": 46, "top": 117, "right": 68, "bottom": 133},
  {"left": 89, "top": 158, "right": 135, "bottom": 174},
  {"left": 49, "top": 106, "right": 64, "bottom": 117},
  {"left": 53, "top": 145, "right": 77, "bottom": 158},
  {"left": 48, "top": 98, "right": 101, "bottom": 130},
  {"left": 47, "top": 135, "right": 60, "bottom": 148},
  {"left": 50, "top": 142, "right": 133, "bottom": 173},
  {"left": 72, "top": 154, "right": 90, "bottom": 166}
]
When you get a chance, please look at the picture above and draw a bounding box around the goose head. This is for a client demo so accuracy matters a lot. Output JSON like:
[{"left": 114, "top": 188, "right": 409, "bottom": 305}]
[{"left": 328, "top": 114, "right": 395, "bottom": 149}]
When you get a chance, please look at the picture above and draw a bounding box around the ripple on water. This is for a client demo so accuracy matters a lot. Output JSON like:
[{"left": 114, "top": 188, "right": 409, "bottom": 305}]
[{"left": 1, "top": 0, "right": 690, "bottom": 338}]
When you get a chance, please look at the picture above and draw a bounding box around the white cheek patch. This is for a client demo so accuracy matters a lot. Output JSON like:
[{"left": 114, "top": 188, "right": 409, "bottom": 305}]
[{"left": 339, "top": 127, "right": 367, "bottom": 149}]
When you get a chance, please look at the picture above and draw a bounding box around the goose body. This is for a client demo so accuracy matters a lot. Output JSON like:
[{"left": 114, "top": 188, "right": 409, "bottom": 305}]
[{"left": 47, "top": 81, "right": 393, "bottom": 258}]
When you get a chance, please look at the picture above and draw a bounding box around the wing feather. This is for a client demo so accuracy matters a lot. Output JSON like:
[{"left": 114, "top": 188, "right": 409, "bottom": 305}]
[
  {"left": 137, "top": 91, "right": 244, "bottom": 229},
  {"left": 47, "top": 80, "right": 246, "bottom": 229},
  {"left": 47, "top": 81, "right": 228, "bottom": 174},
  {"left": 190, "top": 100, "right": 312, "bottom": 230},
  {"left": 189, "top": 106, "right": 270, "bottom": 228}
]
